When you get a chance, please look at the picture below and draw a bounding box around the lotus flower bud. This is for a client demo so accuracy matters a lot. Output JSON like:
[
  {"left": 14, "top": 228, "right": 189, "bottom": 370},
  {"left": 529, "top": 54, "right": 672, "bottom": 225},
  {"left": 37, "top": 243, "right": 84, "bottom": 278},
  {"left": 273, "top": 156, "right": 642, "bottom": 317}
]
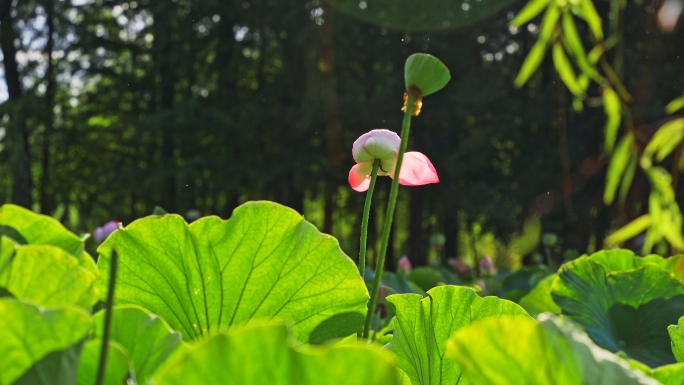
[{"left": 397, "top": 255, "right": 412, "bottom": 274}]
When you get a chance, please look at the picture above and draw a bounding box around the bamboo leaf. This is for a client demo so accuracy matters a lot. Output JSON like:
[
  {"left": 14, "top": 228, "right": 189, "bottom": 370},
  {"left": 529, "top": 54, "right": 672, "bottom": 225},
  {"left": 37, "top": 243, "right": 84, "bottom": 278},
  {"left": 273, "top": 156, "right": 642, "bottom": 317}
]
[
  {"left": 539, "top": 5, "right": 561, "bottom": 41},
  {"left": 604, "top": 215, "right": 652, "bottom": 248},
  {"left": 514, "top": 39, "right": 548, "bottom": 87},
  {"left": 580, "top": 0, "right": 604, "bottom": 40},
  {"left": 604, "top": 135, "right": 632, "bottom": 205},
  {"left": 666, "top": 96, "right": 684, "bottom": 115},
  {"left": 511, "top": 0, "right": 552, "bottom": 27},
  {"left": 603, "top": 87, "right": 622, "bottom": 153},
  {"left": 553, "top": 43, "right": 584, "bottom": 97},
  {"left": 618, "top": 155, "right": 637, "bottom": 205}
]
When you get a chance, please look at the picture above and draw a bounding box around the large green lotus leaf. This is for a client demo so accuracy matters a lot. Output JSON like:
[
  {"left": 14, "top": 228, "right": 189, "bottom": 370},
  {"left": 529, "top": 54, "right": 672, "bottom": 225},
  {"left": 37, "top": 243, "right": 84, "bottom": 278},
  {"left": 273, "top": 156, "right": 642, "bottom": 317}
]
[
  {"left": 668, "top": 316, "right": 684, "bottom": 362},
  {"left": 97, "top": 201, "right": 368, "bottom": 344},
  {"left": 13, "top": 343, "right": 84, "bottom": 385},
  {"left": 386, "top": 285, "right": 529, "bottom": 385},
  {"left": 76, "top": 339, "right": 131, "bottom": 385},
  {"left": 92, "top": 305, "right": 182, "bottom": 382},
  {"left": 588, "top": 249, "right": 684, "bottom": 280},
  {"left": 0, "top": 298, "right": 91, "bottom": 384},
  {"left": 552, "top": 257, "right": 684, "bottom": 367},
  {"left": 650, "top": 364, "right": 684, "bottom": 385},
  {"left": 0, "top": 245, "right": 99, "bottom": 308},
  {"left": 155, "top": 321, "right": 398, "bottom": 385},
  {"left": 446, "top": 314, "right": 659, "bottom": 385},
  {"left": 0, "top": 204, "right": 83, "bottom": 257},
  {"left": 329, "top": 0, "right": 519, "bottom": 32},
  {"left": 518, "top": 273, "right": 561, "bottom": 317}
]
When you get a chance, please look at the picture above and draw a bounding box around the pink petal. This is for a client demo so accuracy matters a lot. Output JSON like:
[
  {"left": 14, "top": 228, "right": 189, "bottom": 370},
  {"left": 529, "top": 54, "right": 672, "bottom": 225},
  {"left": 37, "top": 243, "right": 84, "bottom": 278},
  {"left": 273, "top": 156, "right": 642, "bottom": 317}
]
[
  {"left": 393, "top": 152, "right": 439, "bottom": 187},
  {"left": 352, "top": 129, "right": 400, "bottom": 163},
  {"left": 348, "top": 163, "right": 373, "bottom": 192}
]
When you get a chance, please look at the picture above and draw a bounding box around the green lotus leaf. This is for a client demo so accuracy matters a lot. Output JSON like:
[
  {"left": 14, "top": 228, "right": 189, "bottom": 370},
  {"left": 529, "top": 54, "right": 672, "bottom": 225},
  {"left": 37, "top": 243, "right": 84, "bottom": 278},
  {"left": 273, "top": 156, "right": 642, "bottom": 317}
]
[
  {"left": 12, "top": 343, "right": 84, "bottom": 385},
  {"left": 404, "top": 54, "right": 450, "bottom": 97},
  {"left": 0, "top": 298, "right": 91, "bottom": 384},
  {"left": 97, "top": 201, "right": 368, "bottom": 344},
  {"left": 76, "top": 339, "right": 131, "bottom": 385},
  {"left": 0, "top": 245, "right": 99, "bottom": 308},
  {"left": 649, "top": 364, "right": 684, "bottom": 385},
  {"left": 155, "top": 321, "right": 398, "bottom": 385},
  {"left": 91, "top": 305, "right": 182, "bottom": 382},
  {"left": 446, "top": 314, "right": 659, "bottom": 385},
  {"left": 386, "top": 285, "right": 529, "bottom": 385},
  {"left": 0, "top": 204, "right": 84, "bottom": 257},
  {"left": 329, "top": 0, "right": 520, "bottom": 32},
  {"left": 552, "top": 253, "right": 684, "bottom": 367},
  {"left": 518, "top": 273, "right": 561, "bottom": 317},
  {"left": 407, "top": 267, "right": 447, "bottom": 291},
  {"left": 668, "top": 316, "right": 684, "bottom": 362},
  {"left": 588, "top": 249, "right": 684, "bottom": 279}
]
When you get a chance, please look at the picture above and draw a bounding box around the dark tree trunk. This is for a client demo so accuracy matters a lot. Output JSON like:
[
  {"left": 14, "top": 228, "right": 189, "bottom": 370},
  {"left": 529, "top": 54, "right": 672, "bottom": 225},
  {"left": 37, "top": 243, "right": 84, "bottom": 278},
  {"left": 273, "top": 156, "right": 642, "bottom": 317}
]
[
  {"left": 154, "top": 3, "right": 177, "bottom": 212},
  {"left": 40, "top": 0, "right": 56, "bottom": 214},
  {"left": 1, "top": 0, "right": 32, "bottom": 208},
  {"left": 319, "top": 1, "right": 342, "bottom": 234}
]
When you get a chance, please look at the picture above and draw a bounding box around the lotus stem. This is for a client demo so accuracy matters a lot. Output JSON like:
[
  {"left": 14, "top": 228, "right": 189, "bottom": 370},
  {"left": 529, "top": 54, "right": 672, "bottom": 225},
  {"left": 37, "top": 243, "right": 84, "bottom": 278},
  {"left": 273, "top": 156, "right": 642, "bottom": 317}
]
[
  {"left": 95, "top": 249, "right": 118, "bottom": 385},
  {"left": 359, "top": 159, "right": 381, "bottom": 280}
]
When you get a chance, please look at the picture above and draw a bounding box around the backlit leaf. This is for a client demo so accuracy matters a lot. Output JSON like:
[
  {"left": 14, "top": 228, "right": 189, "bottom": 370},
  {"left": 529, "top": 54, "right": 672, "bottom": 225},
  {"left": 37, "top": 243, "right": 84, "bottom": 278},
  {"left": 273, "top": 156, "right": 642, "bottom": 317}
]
[
  {"left": 603, "top": 87, "right": 622, "bottom": 153},
  {"left": 604, "top": 134, "right": 633, "bottom": 204},
  {"left": 605, "top": 215, "right": 652, "bottom": 247},
  {"left": 97, "top": 201, "right": 368, "bottom": 344},
  {"left": 511, "top": 0, "right": 551, "bottom": 27},
  {"left": 666, "top": 96, "right": 684, "bottom": 115},
  {"left": 76, "top": 340, "right": 132, "bottom": 385},
  {"left": 553, "top": 42, "right": 584, "bottom": 97}
]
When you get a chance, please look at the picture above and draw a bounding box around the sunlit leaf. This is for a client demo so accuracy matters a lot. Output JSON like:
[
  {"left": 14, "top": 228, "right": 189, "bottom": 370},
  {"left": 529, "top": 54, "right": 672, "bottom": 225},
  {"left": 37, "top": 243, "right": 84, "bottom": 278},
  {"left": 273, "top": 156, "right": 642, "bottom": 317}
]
[
  {"left": 669, "top": 316, "right": 684, "bottom": 363},
  {"left": 91, "top": 305, "right": 182, "bottom": 383},
  {"left": 404, "top": 54, "right": 451, "bottom": 97},
  {"left": 518, "top": 273, "right": 561, "bottom": 317},
  {"left": 0, "top": 245, "right": 99, "bottom": 308},
  {"left": 514, "top": 5, "right": 559, "bottom": 87},
  {"left": 446, "top": 314, "right": 658, "bottom": 385},
  {"left": 511, "top": 0, "right": 551, "bottom": 27},
  {"left": 385, "top": 285, "right": 529, "bottom": 384},
  {"left": 76, "top": 340, "right": 132, "bottom": 385},
  {"left": 553, "top": 42, "right": 584, "bottom": 97},
  {"left": 97, "top": 201, "right": 368, "bottom": 344},
  {"left": 0, "top": 298, "right": 91, "bottom": 384},
  {"left": 561, "top": 13, "right": 602, "bottom": 82},
  {"left": 155, "top": 321, "right": 398, "bottom": 385},
  {"left": 539, "top": 5, "right": 561, "bottom": 40},
  {"left": 0, "top": 204, "right": 83, "bottom": 257}
]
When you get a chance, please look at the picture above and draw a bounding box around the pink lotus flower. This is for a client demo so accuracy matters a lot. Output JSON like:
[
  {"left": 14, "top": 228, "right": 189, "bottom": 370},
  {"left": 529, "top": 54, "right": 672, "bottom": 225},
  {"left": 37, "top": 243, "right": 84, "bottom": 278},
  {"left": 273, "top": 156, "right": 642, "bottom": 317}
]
[
  {"left": 476, "top": 279, "right": 488, "bottom": 295},
  {"left": 93, "top": 220, "right": 119, "bottom": 243},
  {"left": 397, "top": 255, "right": 412, "bottom": 274},
  {"left": 348, "top": 129, "right": 439, "bottom": 192}
]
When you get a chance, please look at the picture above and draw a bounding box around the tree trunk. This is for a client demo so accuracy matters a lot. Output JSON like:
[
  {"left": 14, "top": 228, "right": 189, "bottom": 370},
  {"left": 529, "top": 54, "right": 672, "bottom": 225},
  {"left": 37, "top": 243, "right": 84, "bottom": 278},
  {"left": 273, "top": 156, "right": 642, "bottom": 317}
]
[
  {"left": 154, "top": 3, "right": 177, "bottom": 212},
  {"left": 40, "top": 0, "right": 56, "bottom": 214},
  {"left": 1, "top": 0, "right": 32, "bottom": 208},
  {"left": 319, "top": 1, "right": 342, "bottom": 234}
]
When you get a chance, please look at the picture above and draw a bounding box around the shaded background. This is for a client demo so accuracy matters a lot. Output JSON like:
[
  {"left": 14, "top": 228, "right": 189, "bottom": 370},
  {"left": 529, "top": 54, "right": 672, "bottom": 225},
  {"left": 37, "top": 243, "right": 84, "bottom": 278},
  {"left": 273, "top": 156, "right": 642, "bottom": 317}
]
[{"left": 1, "top": 0, "right": 683, "bottom": 268}]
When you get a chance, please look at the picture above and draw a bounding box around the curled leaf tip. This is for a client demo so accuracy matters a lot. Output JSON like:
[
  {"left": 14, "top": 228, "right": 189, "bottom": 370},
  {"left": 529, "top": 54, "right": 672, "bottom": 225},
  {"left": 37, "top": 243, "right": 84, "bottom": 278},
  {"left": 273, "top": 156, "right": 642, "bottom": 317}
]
[{"left": 404, "top": 53, "right": 450, "bottom": 98}]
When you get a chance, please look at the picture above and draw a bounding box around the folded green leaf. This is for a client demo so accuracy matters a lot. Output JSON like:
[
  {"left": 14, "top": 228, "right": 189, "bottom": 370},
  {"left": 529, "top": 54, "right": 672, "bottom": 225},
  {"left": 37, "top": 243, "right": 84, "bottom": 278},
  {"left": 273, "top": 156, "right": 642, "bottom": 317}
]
[
  {"left": 0, "top": 245, "right": 99, "bottom": 308},
  {"left": 446, "top": 314, "right": 658, "bottom": 384},
  {"left": 0, "top": 298, "right": 91, "bottom": 384},
  {"left": 76, "top": 339, "right": 132, "bottom": 385},
  {"left": 385, "top": 285, "right": 529, "bottom": 385},
  {"left": 91, "top": 305, "right": 182, "bottom": 383},
  {"left": 155, "top": 321, "right": 399, "bottom": 385},
  {"left": 404, "top": 53, "right": 451, "bottom": 97},
  {"left": 97, "top": 201, "right": 368, "bottom": 345},
  {"left": 0, "top": 204, "right": 84, "bottom": 257},
  {"left": 552, "top": 253, "right": 684, "bottom": 367}
]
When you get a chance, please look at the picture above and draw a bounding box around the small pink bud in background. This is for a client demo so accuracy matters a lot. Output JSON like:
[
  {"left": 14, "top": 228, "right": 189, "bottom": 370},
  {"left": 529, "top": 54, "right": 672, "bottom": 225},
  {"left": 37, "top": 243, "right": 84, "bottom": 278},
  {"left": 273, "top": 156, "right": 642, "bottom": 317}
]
[
  {"left": 476, "top": 279, "right": 488, "bottom": 295},
  {"left": 397, "top": 255, "right": 412, "bottom": 274},
  {"left": 454, "top": 257, "right": 468, "bottom": 274},
  {"left": 479, "top": 256, "right": 497, "bottom": 277},
  {"left": 93, "top": 220, "right": 119, "bottom": 243}
]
